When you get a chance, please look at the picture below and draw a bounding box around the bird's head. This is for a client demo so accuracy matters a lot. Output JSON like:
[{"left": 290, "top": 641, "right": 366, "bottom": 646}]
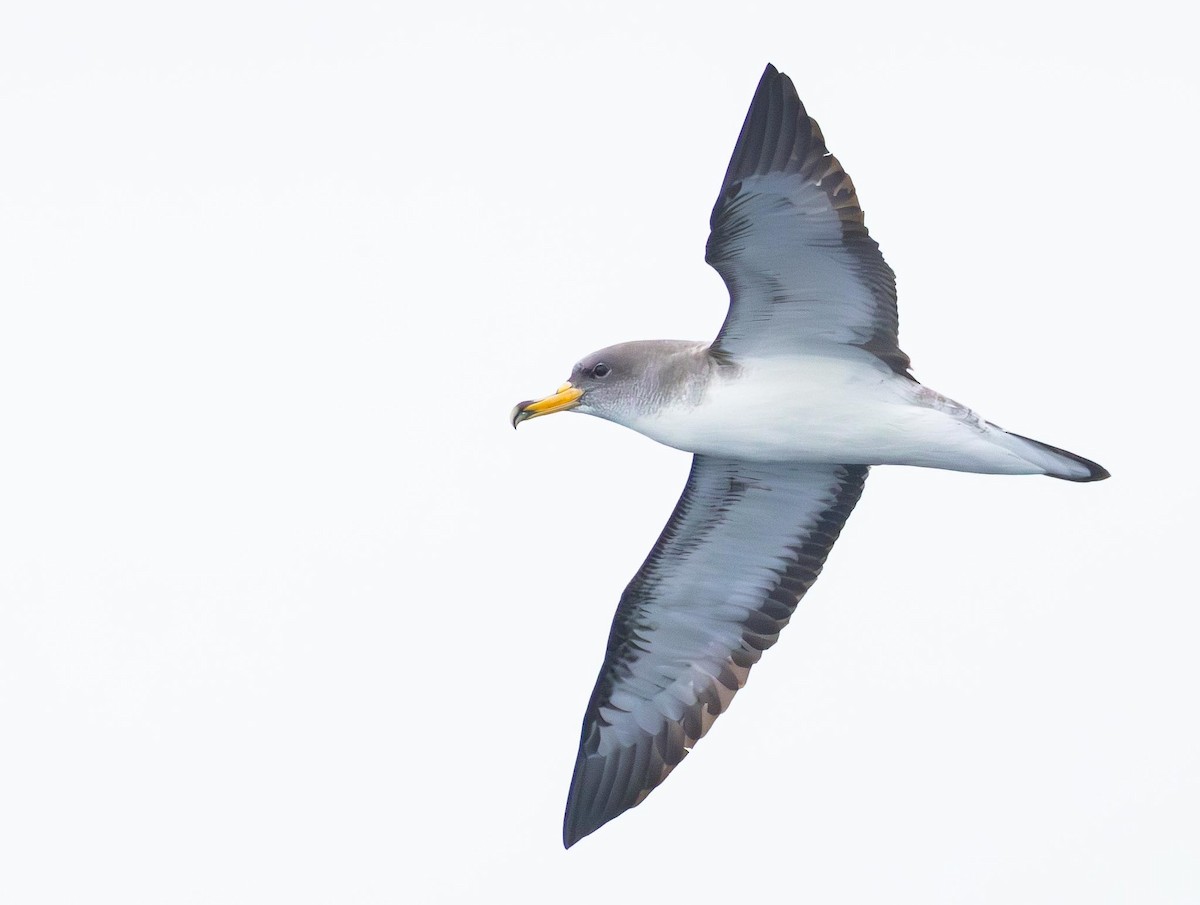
[{"left": 511, "top": 340, "right": 707, "bottom": 428}]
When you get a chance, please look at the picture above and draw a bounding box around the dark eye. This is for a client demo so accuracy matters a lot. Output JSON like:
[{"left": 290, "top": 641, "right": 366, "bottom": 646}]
[{"left": 591, "top": 363, "right": 610, "bottom": 378}]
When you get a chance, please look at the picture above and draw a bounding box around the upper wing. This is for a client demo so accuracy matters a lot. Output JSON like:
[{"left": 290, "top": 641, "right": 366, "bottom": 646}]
[
  {"left": 563, "top": 456, "right": 868, "bottom": 847},
  {"left": 706, "top": 64, "right": 911, "bottom": 376}
]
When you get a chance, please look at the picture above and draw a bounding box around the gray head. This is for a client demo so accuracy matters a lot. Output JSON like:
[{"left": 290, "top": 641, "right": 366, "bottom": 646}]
[{"left": 511, "top": 340, "right": 710, "bottom": 428}]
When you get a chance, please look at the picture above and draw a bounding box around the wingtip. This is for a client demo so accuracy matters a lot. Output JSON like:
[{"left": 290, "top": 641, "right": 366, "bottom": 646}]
[
  {"left": 561, "top": 805, "right": 598, "bottom": 849},
  {"left": 755, "top": 62, "right": 784, "bottom": 95},
  {"left": 561, "top": 742, "right": 652, "bottom": 849},
  {"left": 561, "top": 773, "right": 606, "bottom": 849},
  {"left": 562, "top": 806, "right": 618, "bottom": 849},
  {"left": 757, "top": 62, "right": 795, "bottom": 91}
]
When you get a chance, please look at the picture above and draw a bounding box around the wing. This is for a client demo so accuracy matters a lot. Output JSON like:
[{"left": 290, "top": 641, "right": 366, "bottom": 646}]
[
  {"left": 563, "top": 457, "right": 869, "bottom": 847},
  {"left": 706, "top": 64, "right": 911, "bottom": 376}
]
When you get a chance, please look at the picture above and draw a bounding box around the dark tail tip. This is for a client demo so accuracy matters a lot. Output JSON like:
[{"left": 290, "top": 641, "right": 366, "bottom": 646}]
[
  {"left": 1054, "top": 463, "right": 1110, "bottom": 483},
  {"left": 1008, "top": 432, "right": 1110, "bottom": 482}
]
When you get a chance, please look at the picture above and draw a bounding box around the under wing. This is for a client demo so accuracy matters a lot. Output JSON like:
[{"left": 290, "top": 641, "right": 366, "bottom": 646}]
[
  {"left": 706, "top": 65, "right": 910, "bottom": 376},
  {"left": 564, "top": 456, "right": 868, "bottom": 846}
]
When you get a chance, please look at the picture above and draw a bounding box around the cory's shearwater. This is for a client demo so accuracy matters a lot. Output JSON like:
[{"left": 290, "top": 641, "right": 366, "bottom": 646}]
[{"left": 511, "top": 64, "right": 1107, "bottom": 848}]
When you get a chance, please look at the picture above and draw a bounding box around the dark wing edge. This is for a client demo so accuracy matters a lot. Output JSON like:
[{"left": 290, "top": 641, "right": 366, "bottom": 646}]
[
  {"left": 562, "top": 457, "right": 869, "bottom": 847},
  {"left": 706, "top": 64, "right": 911, "bottom": 377}
]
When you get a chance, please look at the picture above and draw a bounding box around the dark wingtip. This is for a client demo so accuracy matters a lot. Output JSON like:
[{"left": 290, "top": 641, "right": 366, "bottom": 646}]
[
  {"left": 561, "top": 755, "right": 604, "bottom": 849},
  {"left": 562, "top": 802, "right": 589, "bottom": 849},
  {"left": 750, "top": 63, "right": 785, "bottom": 111},
  {"left": 561, "top": 805, "right": 606, "bottom": 849},
  {"left": 710, "top": 63, "right": 811, "bottom": 234},
  {"left": 561, "top": 743, "right": 653, "bottom": 849}
]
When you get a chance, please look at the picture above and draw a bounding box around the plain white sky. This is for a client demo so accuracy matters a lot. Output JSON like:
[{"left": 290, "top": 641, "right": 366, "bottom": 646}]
[{"left": 1, "top": 2, "right": 1196, "bottom": 902}]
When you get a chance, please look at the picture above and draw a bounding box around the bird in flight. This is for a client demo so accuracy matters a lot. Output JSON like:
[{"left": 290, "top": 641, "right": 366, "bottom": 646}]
[{"left": 512, "top": 64, "right": 1107, "bottom": 848}]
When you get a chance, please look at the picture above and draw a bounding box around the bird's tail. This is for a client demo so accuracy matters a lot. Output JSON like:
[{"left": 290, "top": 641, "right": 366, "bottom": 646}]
[{"left": 993, "top": 429, "right": 1110, "bottom": 482}]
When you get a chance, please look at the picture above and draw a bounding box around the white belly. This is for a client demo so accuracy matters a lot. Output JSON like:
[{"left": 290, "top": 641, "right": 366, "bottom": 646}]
[{"left": 620, "top": 354, "right": 1039, "bottom": 474}]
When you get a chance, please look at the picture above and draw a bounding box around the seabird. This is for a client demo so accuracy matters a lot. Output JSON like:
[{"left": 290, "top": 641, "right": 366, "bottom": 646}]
[{"left": 512, "top": 64, "right": 1108, "bottom": 849}]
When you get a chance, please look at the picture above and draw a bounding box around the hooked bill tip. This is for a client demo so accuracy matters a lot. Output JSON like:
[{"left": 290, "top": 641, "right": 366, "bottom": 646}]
[{"left": 510, "top": 401, "right": 534, "bottom": 429}]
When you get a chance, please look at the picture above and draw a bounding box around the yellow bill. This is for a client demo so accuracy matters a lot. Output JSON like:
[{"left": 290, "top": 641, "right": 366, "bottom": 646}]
[{"left": 511, "top": 382, "right": 583, "bottom": 428}]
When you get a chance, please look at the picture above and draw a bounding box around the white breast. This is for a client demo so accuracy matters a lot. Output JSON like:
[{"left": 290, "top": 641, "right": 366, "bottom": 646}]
[{"left": 618, "top": 352, "right": 1040, "bottom": 474}]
